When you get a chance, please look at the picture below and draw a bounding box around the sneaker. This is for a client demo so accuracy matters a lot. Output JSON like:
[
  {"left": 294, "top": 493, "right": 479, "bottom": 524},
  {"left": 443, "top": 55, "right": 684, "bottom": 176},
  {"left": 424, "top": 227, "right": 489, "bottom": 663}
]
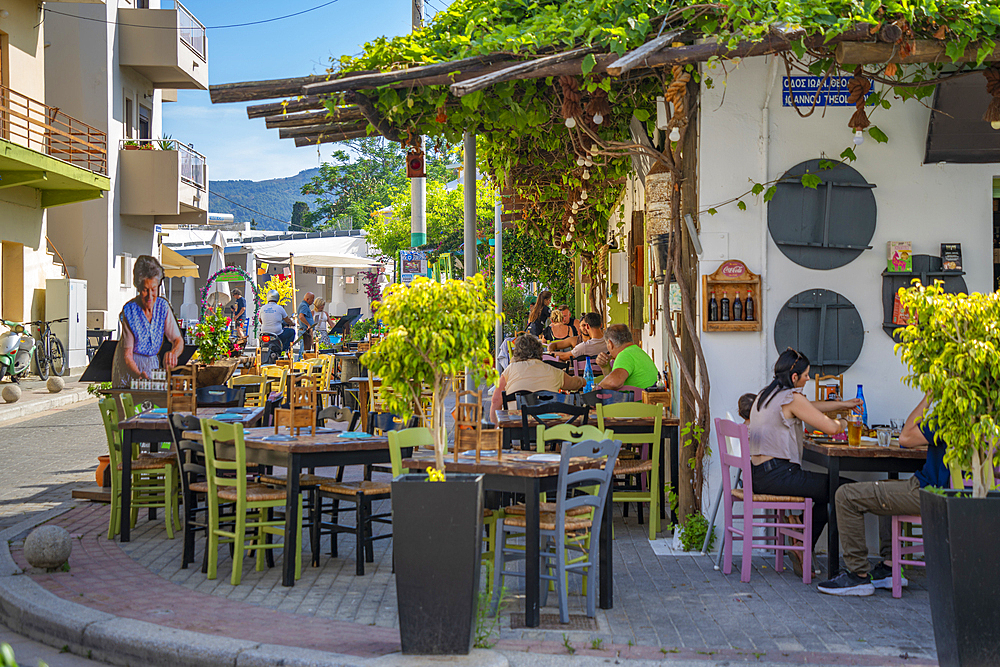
[
  {"left": 817, "top": 571, "right": 875, "bottom": 597},
  {"left": 870, "top": 562, "right": 907, "bottom": 589}
]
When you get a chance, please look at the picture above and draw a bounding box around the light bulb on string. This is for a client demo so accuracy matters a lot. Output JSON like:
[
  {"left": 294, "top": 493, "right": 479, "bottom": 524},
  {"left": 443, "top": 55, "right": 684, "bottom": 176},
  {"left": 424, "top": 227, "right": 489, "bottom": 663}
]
[
  {"left": 593, "top": 113, "right": 604, "bottom": 125},
  {"left": 584, "top": 158, "right": 593, "bottom": 167},
  {"left": 668, "top": 127, "right": 681, "bottom": 142},
  {"left": 583, "top": 170, "right": 590, "bottom": 180},
  {"left": 565, "top": 117, "right": 577, "bottom": 128},
  {"left": 853, "top": 130, "right": 865, "bottom": 145},
  {"left": 581, "top": 191, "right": 588, "bottom": 200},
  {"left": 590, "top": 145, "right": 599, "bottom": 155},
  {"left": 576, "top": 157, "right": 585, "bottom": 166},
  {"left": 992, "top": 120, "right": 1000, "bottom": 130}
]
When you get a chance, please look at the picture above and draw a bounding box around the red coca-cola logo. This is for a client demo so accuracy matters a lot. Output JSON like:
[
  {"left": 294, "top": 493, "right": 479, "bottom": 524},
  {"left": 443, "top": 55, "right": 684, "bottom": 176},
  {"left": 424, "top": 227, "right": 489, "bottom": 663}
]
[{"left": 720, "top": 261, "right": 746, "bottom": 278}]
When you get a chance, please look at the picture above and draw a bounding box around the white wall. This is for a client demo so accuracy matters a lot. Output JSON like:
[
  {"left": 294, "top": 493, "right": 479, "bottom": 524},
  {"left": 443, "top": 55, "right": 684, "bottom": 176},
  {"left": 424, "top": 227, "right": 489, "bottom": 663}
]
[{"left": 697, "top": 55, "right": 997, "bottom": 546}]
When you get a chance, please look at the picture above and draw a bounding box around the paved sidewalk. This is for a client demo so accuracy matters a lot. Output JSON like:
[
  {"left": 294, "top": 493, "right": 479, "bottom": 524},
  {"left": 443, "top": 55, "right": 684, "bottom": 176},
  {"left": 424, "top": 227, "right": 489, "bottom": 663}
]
[
  {"left": 0, "top": 374, "right": 92, "bottom": 425},
  {"left": 0, "top": 402, "right": 939, "bottom": 667}
]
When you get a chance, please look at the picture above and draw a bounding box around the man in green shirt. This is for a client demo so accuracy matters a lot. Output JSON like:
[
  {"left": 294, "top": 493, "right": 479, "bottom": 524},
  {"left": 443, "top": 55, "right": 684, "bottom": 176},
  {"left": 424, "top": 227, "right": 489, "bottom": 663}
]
[{"left": 596, "top": 324, "right": 659, "bottom": 391}]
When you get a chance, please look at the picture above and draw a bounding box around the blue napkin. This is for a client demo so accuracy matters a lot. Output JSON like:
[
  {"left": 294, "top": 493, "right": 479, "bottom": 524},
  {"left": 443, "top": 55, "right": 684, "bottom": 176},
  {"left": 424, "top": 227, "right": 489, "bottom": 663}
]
[
  {"left": 338, "top": 431, "right": 373, "bottom": 439},
  {"left": 215, "top": 413, "right": 243, "bottom": 421},
  {"left": 536, "top": 413, "right": 562, "bottom": 420},
  {"left": 150, "top": 408, "right": 167, "bottom": 414}
]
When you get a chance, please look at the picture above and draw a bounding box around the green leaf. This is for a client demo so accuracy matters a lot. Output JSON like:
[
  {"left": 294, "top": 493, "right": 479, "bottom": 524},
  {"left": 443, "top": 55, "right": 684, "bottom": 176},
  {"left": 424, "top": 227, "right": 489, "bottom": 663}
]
[
  {"left": 763, "top": 185, "right": 777, "bottom": 202},
  {"left": 633, "top": 109, "right": 650, "bottom": 122},
  {"left": 581, "top": 53, "right": 597, "bottom": 75},
  {"left": 707, "top": 208, "right": 718, "bottom": 215},
  {"left": 840, "top": 147, "right": 857, "bottom": 162},
  {"left": 736, "top": 200, "right": 747, "bottom": 211},
  {"left": 801, "top": 173, "right": 822, "bottom": 189},
  {"left": 868, "top": 126, "right": 889, "bottom": 144},
  {"left": 751, "top": 183, "right": 764, "bottom": 196}
]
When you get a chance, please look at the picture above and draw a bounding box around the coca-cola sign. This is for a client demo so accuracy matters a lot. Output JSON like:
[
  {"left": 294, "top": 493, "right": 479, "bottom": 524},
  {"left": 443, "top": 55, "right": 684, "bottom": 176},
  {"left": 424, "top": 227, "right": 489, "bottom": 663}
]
[{"left": 719, "top": 260, "right": 747, "bottom": 278}]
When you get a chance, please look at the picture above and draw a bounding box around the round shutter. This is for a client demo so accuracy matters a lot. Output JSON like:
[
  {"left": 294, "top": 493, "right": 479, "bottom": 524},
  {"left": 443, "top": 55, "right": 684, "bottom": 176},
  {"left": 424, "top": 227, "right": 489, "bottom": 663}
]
[
  {"left": 774, "top": 289, "right": 864, "bottom": 376},
  {"left": 768, "top": 159, "right": 877, "bottom": 270}
]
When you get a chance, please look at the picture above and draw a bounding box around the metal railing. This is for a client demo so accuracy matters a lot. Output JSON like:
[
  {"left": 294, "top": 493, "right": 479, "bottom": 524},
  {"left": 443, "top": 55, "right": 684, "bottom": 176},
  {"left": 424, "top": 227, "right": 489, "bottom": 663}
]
[
  {"left": 176, "top": 1, "right": 206, "bottom": 61},
  {"left": 0, "top": 84, "right": 108, "bottom": 176},
  {"left": 118, "top": 138, "right": 206, "bottom": 190}
]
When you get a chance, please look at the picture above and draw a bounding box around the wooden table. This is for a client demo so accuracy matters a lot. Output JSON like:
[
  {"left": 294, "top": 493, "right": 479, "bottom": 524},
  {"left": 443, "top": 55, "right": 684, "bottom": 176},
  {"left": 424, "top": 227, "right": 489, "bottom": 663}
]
[
  {"left": 184, "top": 426, "right": 410, "bottom": 587},
  {"left": 802, "top": 439, "right": 927, "bottom": 576},
  {"left": 401, "top": 449, "right": 612, "bottom": 629},
  {"left": 495, "top": 409, "right": 682, "bottom": 526},
  {"left": 117, "top": 406, "right": 266, "bottom": 542}
]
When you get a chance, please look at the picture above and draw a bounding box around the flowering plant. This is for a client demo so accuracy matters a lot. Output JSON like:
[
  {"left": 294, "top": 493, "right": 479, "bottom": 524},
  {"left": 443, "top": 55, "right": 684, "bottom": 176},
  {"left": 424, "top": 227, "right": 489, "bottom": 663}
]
[
  {"left": 257, "top": 274, "right": 295, "bottom": 306},
  {"left": 192, "top": 306, "right": 232, "bottom": 364},
  {"left": 361, "top": 268, "right": 385, "bottom": 306}
]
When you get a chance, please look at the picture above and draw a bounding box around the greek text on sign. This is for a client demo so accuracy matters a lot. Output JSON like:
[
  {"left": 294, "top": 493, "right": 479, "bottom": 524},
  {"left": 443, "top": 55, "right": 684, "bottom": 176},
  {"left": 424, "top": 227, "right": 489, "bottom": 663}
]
[{"left": 781, "top": 76, "right": 875, "bottom": 107}]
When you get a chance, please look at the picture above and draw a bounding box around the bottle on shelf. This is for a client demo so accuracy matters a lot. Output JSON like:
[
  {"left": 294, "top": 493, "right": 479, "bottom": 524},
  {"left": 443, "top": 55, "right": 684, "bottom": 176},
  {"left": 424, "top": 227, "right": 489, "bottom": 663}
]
[
  {"left": 855, "top": 384, "right": 868, "bottom": 427},
  {"left": 708, "top": 290, "right": 718, "bottom": 321},
  {"left": 720, "top": 290, "right": 730, "bottom": 321},
  {"left": 583, "top": 357, "right": 595, "bottom": 393},
  {"left": 733, "top": 291, "right": 743, "bottom": 321},
  {"left": 745, "top": 289, "right": 755, "bottom": 321}
]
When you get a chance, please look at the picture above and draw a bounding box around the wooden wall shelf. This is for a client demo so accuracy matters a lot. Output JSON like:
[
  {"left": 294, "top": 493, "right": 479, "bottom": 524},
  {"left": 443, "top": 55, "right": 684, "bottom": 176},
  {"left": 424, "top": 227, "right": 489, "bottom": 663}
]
[{"left": 702, "top": 260, "right": 761, "bottom": 332}]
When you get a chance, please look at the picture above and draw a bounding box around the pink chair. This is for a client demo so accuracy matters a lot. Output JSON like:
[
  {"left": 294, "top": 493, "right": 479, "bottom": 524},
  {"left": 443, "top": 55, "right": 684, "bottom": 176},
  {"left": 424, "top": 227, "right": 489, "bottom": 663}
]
[
  {"left": 715, "top": 418, "right": 813, "bottom": 583},
  {"left": 887, "top": 515, "right": 923, "bottom": 598}
]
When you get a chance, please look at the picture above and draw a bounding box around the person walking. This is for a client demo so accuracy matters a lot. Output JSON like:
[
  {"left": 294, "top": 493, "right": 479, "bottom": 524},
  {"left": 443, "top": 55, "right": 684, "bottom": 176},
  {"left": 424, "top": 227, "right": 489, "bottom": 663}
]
[{"left": 296, "top": 292, "right": 316, "bottom": 357}]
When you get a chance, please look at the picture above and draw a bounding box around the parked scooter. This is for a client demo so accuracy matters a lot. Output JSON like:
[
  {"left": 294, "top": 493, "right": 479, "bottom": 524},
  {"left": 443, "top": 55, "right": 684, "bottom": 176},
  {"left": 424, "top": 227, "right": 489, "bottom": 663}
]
[
  {"left": 258, "top": 331, "right": 283, "bottom": 366},
  {"left": 0, "top": 320, "right": 36, "bottom": 382}
]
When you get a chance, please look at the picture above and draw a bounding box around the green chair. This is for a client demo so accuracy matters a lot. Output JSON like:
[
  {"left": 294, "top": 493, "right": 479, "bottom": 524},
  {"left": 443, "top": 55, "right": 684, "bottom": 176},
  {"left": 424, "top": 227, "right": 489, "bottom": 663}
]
[
  {"left": 200, "top": 418, "right": 303, "bottom": 585},
  {"left": 597, "top": 402, "right": 664, "bottom": 540},
  {"left": 98, "top": 397, "right": 179, "bottom": 540}
]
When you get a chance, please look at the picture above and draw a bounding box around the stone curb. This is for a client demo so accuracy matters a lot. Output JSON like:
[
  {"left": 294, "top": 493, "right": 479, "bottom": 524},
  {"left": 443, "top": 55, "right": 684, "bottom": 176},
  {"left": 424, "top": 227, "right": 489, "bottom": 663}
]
[
  {"left": 0, "top": 386, "right": 92, "bottom": 424},
  {"left": 0, "top": 507, "right": 511, "bottom": 667}
]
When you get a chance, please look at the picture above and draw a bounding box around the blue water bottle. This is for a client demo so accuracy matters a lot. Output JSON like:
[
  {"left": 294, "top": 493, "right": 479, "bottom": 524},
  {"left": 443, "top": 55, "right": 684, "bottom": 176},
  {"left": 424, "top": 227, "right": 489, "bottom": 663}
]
[
  {"left": 855, "top": 384, "right": 867, "bottom": 427},
  {"left": 583, "top": 358, "right": 595, "bottom": 393}
]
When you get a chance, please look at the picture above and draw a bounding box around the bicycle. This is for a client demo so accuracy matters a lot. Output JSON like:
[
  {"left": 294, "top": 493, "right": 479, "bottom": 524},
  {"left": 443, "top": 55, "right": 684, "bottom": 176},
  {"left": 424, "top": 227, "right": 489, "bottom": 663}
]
[{"left": 30, "top": 317, "right": 67, "bottom": 380}]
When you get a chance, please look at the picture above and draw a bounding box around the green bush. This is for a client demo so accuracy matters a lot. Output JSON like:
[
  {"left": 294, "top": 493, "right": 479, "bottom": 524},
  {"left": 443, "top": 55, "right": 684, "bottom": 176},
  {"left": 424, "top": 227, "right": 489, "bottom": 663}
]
[{"left": 679, "top": 512, "right": 715, "bottom": 552}]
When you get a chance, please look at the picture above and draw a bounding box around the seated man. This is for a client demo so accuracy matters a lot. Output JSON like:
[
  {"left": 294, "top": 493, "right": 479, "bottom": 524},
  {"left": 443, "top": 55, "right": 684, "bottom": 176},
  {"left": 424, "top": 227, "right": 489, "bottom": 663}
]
[
  {"left": 595, "top": 324, "right": 659, "bottom": 392},
  {"left": 489, "top": 334, "right": 585, "bottom": 421},
  {"left": 551, "top": 312, "right": 605, "bottom": 362},
  {"left": 258, "top": 290, "right": 295, "bottom": 351},
  {"left": 817, "top": 393, "right": 948, "bottom": 596}
]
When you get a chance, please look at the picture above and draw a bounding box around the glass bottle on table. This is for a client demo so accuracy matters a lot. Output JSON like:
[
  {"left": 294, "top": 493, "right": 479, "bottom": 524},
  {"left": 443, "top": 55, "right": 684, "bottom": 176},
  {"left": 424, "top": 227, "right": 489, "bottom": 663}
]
[
  {"left": 583, "top": 357, "right": 595, "bottom": 393},
  {"left": 855, "top": 384, "right": 867, "bottom": 427}
]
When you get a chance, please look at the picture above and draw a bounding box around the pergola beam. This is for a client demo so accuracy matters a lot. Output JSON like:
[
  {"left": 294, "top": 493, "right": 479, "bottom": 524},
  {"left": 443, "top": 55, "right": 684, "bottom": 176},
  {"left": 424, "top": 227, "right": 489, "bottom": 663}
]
[
  {"left": 606, "top": 30, "right": 684, "bottom": 77},
  {"left": 278, "top": 122, "right": 369, "bottom": 139},
  {"left": 293, "top": 130, "right": 369, "bottom": 147},
  {"left": 264, "top": 107, "right": 363, "bottom": 129},
  {"left": 450, "top": 46, "right": 599, "bottom": 97},
  {"left": 247, "top": 96, "right": 328, "bottom": 119},
  {"left": 303, "top": 53, "right": 517, "bottom": 95},
  {"left": 211, "top": 75, "right": 339, "bottom": 104},
  {"left": 836, "top": 39, "right": 1000, "bottom": 64}
]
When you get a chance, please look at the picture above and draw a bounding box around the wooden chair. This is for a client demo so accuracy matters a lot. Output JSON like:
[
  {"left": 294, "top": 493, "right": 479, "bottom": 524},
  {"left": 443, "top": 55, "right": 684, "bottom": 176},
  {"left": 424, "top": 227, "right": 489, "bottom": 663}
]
[
  {"left": 521, "top": 400, "right": 589, "bottom": 451},
  {"left": 196, "top": 385, "right": 246, "bottom": 409},
  {"left": 453, "top": 390, "right": 502, "bottom": 463},
  {"left": 715, "top": 418, "right": 813, "bottom": 583},
  {"left": 814, "top": 373, "right": 844, "bottom": 401},
  {"left": 260, "top": 365, "right": 288, "bottom": 399},
  {"left": 228, "top": 374, "right": 268, "bottom": 408},
  {"left": 580, "top": 388, "right": 633, "bottom": 408},
  {"left": 273, "top": 375, "right": 318, "bottom": 436},
  {"left": 200, "top": 418, "right": 303, "bottom": 586},
  {"left": 597, "top": 402, "right": 663, "bottom": 539},
  {"left": 167, "top": 364, "right": 197, "bottom": 414},
  {"left": 99, "top": 397, "right": 179, "bottom": 540}
]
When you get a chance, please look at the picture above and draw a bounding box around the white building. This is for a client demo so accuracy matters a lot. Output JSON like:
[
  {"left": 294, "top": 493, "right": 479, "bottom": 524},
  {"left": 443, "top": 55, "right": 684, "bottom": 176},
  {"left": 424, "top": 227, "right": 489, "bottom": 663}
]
[{"left": 44, "top": 0, "right": 209, "bottom": 333}]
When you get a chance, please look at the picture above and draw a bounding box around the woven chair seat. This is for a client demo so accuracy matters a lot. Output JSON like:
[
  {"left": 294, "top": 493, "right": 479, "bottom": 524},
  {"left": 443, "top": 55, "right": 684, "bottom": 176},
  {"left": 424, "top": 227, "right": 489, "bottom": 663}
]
[
  {"left": 503, "top": 512, "right": 592, "bottom": 532},
  {"left": 504, "top": 502, "right": 590, "bottom": 517},
  {"left": 317, "top": 480, "right": 391, "bottom": 496},
  {"left": 215, "top": 483, "right": 288, "bottom": 503},
  {"left": 259, "top": 473, "right": 334, "bottom": 488},
  {"left": 731, "top": 488, "right": 806, "bottom": 503},
  {"left": 189, "top": 481, "right": 209, "bottom": 493},
  {"left": 614, "top": 459, "right": 653, "bottom": 475},
  {"left": 119, "top": 455, "right": 173, "bottom": 471}
]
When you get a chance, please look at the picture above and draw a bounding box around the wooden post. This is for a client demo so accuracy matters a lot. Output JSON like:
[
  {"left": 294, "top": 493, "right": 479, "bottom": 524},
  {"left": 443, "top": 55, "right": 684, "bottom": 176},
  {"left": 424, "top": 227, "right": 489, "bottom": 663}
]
[
  {"left": 677, "top": 78, "right": 701, "bottom": 522},
  {"left": 290, "top": 253, "right": 298, "bottom": 356}
]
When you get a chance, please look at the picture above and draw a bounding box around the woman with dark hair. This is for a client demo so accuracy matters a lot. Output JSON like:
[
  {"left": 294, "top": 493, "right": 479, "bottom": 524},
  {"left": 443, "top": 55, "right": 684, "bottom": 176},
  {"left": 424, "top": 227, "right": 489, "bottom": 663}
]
[
  {"left": 526, "top": 290, "right": 552, "bottom": 337},
  {"left": 749, "top": 348, "right": 861, "bottom": 574}
]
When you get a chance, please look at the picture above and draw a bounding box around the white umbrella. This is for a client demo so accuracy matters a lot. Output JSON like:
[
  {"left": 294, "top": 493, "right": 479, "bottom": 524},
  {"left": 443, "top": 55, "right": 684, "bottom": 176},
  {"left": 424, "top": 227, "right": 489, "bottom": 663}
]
[{"left": 206, "top": 230, "right": 231, "bottom": 310}]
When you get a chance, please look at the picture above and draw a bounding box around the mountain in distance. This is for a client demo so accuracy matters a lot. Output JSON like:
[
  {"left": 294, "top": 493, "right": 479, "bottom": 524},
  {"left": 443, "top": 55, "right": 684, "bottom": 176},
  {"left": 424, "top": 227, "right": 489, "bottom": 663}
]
[{"left": 209, "top": 167, "right": 321, "bottom": 231}]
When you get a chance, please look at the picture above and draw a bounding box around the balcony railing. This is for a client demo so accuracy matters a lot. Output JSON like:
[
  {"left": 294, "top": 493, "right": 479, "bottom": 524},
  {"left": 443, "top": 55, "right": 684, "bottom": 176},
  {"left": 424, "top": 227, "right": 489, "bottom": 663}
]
[
  {"left": 118, "top": 138, "right": 206, "bottom": 190},
  {"left": 0, "top": 84, "right": 108, "bottom": 176},
  {"left": 176, "top": 1, "right": 206, "bottom": 61}
]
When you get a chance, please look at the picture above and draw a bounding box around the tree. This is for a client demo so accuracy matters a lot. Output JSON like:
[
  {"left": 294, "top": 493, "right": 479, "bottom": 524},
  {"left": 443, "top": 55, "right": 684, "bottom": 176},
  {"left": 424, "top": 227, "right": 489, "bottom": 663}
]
[
  {"left": 362, "top": 275, "right": 499, "bottom": 471},
  {"left": 290, "top": 201, "right": 312, "bottom": 231},
  {"left": 896, "top": 282, "right": 1000, "bottom": 498},
  {"left": 502, "top": 225, "right": 575, "bottom": 306}
]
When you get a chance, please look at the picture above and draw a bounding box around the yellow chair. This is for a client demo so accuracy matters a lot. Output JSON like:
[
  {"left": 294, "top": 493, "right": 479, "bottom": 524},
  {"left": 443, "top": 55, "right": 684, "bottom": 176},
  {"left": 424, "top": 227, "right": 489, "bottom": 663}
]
[
  {"left": 228, "top": 374, "right": 269, "bottom": 408},
  {"left": 200, "top": 418, "right": 303, "bottom": 585},
  {"left": 261, "top": 365, "right": 288, "bottom": 397}
]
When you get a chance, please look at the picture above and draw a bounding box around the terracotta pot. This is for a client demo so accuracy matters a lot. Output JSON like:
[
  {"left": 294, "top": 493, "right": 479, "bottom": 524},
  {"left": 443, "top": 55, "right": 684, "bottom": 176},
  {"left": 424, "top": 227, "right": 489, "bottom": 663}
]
[
  {"left": 96, "top": 455, "right": 110, "bottom": 487},
  {"left": 195, "top": 359, "right": 239, "bottom": 387}
]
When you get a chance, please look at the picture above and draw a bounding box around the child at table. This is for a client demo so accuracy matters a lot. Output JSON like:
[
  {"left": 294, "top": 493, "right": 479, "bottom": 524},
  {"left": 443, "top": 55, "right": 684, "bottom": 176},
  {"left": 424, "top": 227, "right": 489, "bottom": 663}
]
[{"left": 738, "top": 393, "right": 756, "bottom": 424}]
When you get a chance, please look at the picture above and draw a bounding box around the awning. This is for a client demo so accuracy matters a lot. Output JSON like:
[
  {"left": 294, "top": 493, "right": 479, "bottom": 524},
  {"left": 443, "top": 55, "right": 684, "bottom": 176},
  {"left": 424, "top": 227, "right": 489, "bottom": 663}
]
[
  {"left": 161, "top": 246, "right": 199, "bottom": 278},
  {"left": 250, "top": 237, "right": 381, "bottom": 269}
]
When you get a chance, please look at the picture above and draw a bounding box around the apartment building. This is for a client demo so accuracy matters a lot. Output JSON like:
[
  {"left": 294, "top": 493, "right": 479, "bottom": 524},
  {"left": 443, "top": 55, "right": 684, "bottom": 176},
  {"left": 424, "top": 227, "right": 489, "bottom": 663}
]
[
  {"left": 0, "top": 1, "right": 110, "bottom": 326},
  {"left": 45, "top": 0, "right": 209, "bottom": 332}
]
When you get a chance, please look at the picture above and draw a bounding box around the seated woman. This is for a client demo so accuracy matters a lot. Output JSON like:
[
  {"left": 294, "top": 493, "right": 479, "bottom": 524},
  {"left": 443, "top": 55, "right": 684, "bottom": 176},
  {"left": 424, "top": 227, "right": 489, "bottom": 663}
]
[
  {"left": 489, "top": 335, "right": 585, "bottom": 421},
  {"left": 526, "top": 290, "right": 552, "bottom": 337},
  {"left": 542, "top": 305, "right": 579, "bottom": 350},
  {"left": 748, "top": 348, "right": 861, "bottom": 574}
]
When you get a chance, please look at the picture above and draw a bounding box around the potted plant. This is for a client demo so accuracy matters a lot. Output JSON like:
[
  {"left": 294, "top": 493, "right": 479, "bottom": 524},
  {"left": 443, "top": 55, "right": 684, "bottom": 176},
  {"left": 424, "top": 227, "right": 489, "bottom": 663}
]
[
  {"left": 156, "top": 135, "right": 174, "bottom": 150},
  {"left": 190, "top": 306, "right": 237, "bottom": 385},
  {"left": 363, "top": 275, "right": 499, "bottom": 655},
  {"left": 895, "top": 282, "right": 1000, "bottom": 667},
  {"left": 123, "top": 139, "right": 141, "bottom": 150}
]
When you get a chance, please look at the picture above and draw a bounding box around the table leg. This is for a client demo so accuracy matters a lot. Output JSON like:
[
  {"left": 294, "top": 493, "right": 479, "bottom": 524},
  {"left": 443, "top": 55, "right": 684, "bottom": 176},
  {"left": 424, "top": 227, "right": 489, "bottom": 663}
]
[
  {"left": 826, "top": 457, "right": 841, "bottom": 577},
  {"left": 524, "top": 479, "right": 541, "bottom": 628},
  {"left": 599, "top": 487, "right": 613, "bottom": 609},
  {"left": 358, "top": 383, "right": 368, "bottom": 432},
  {"left": 667, "top": 425, "right": 679, "bottom": 526},
  {"left": 120, "top": 429, "right": 132, "bottom": 542},
  {"left": 282, "top": 453, "right": 302, "bottom": 587},
  {"left": 658, "top": 429, "right": 666, "bottom": 522}
]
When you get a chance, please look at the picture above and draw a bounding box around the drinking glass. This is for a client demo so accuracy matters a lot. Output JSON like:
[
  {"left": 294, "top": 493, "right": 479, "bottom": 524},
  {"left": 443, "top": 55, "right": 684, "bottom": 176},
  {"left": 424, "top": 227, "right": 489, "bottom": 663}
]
[
  {"left": 876, "top": 427, "right": 891, "bottom": 448},
  {"left": 847, "top": 414, "right": 862, "bottom": 447}
]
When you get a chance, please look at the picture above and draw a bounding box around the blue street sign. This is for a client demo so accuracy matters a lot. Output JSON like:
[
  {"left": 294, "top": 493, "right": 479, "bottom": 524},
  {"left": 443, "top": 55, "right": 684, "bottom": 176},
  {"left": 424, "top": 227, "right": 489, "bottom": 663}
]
[{"left": 781, "top": 76, "right": 875, "bottom": 107}]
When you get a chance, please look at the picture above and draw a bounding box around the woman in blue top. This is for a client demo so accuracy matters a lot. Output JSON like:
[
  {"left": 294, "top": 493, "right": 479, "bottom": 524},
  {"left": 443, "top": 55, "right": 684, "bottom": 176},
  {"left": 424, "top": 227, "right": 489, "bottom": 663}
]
[{"left": 111, "top": 255, "right": 184, "bottom": 388}]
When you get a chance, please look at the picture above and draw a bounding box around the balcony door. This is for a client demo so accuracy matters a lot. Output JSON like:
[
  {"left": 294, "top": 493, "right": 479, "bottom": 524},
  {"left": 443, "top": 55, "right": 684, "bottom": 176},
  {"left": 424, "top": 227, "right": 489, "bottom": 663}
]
[{"left": 138, "top": 105, "right": 151, "bottom": 140}]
